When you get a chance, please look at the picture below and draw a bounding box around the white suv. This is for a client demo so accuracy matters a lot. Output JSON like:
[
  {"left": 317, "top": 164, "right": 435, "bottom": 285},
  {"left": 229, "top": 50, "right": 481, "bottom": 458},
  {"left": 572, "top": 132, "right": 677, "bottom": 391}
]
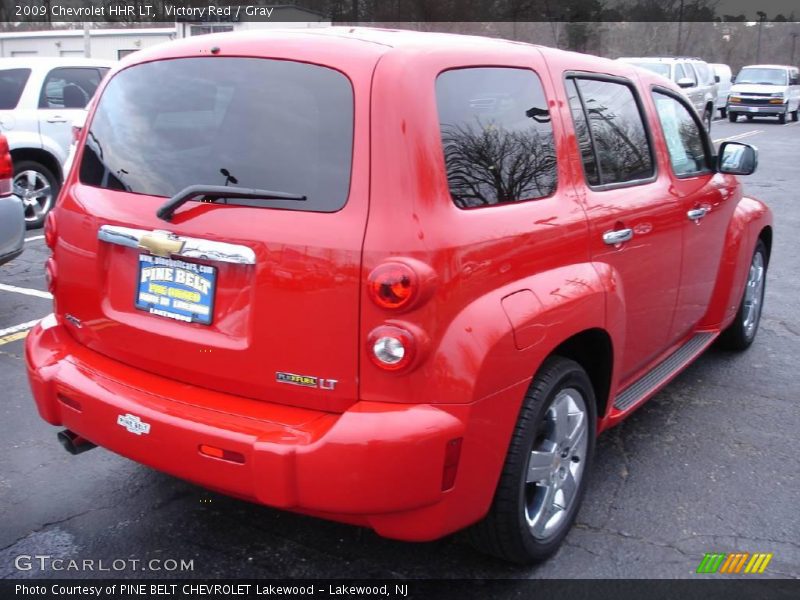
[{"left": 0, "top": 58, "right": 112, "bottom": 228}]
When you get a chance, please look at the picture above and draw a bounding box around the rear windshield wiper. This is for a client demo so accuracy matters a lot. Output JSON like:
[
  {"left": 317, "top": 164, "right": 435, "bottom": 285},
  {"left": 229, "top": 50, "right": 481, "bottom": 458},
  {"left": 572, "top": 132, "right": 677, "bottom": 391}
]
[{"left": 157, "top": 185, "right": 306, "bottom": 222}]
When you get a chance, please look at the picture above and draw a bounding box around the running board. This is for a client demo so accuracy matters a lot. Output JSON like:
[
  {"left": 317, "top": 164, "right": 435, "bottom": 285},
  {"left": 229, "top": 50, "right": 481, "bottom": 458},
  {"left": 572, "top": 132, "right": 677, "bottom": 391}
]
[{"left": 613, "top": 332, "right": 717, "bottom": 412}]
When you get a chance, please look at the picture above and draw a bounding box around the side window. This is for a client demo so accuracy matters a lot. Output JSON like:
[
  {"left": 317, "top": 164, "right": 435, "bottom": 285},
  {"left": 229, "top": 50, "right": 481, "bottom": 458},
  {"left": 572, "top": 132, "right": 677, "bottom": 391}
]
[
  {"left": 436, "top": 67, "right": 557, "bottom": 208},
  {"left": 652, "top": 91, "right": 710, "bottom": 177},
  {"left": 683, "top": 63, "right": 698, "bottom": 87},
  {"left": 39, "top": 67, "right": 102, "bottom": 109},
  {"left": 565, "top": 79, "right": 600, "bottom": 186},
  {"left": 568, "top": 77, "right": 654, "bottom": 186},
  {"left": 0, "top": 68, "right": 31, "bottom": 109},
  {"left": 674, "top": 63, "right": 686, "bottom": 82},
  {"left": 694, "top": 63, "right": 707, "bottom": 85}
]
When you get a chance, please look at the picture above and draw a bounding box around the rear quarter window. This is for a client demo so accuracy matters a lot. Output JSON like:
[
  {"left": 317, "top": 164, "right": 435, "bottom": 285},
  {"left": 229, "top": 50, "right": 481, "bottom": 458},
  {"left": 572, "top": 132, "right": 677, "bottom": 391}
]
[
  {"left": 435, "top": 67, "right": 557, "bottom": 208},
  {"left": 80, "top": 57, "right": 354, "bottom": 213},
  {"left": 0, "top": 68, "right": 31, "bottom": 109}
]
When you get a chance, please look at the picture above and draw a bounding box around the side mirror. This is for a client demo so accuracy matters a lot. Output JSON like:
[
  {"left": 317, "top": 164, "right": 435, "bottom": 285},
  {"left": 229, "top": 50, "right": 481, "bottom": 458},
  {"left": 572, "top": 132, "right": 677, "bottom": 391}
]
[
  {"left": 791, "top": 77, "right": 800, "bottom": 85},
  {"left": 677, "top": 77, "right": 694, "bottom": 88},
  {"left": 714, "top": 75, "right": 721, "bottom": 83},
  {"left": 730, "top": 75, "right": 736, "bottom": 83},
  {"left": 718, "top": 141, "right": 758, "bottom": 176}
]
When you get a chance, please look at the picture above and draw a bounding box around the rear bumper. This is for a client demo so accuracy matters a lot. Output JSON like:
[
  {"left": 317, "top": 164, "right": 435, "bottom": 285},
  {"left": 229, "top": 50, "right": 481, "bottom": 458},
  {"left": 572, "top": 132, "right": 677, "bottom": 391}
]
[{"left": 25, "top": 315, "right": 518, "bottom": 541}]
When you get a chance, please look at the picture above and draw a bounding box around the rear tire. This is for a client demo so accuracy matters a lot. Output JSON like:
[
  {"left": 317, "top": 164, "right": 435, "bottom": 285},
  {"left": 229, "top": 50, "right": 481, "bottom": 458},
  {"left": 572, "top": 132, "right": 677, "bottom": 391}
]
[
  {"left": 728, "top": 112, "right": 737, "bottom": 122},
  {"left": 468, "top": 357, "right": 596, "bottom": 564},
  {"left": 778, "top": 112, "right": 786, "bottom": 124},
  {"left": 13, "top": 160, "right": 60, "bottom": 230},
  {"left": 746, "top": 115, "right": 754, "bottom": 121},
  {"left": 791, "top": 109, "right": 798, "bottom": 122},
  {"left": 720, "top": 107, "right": 727, "bottom": 119},
  {"left": 718, "top": 240, "right": 767, "bottom": 351}
]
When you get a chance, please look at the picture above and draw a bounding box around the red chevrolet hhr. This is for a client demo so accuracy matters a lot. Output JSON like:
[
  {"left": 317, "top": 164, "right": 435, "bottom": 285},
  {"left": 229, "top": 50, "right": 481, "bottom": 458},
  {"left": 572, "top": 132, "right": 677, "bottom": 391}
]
[{"left": 26, "top": 28, "right": 771, "bottom": 563}]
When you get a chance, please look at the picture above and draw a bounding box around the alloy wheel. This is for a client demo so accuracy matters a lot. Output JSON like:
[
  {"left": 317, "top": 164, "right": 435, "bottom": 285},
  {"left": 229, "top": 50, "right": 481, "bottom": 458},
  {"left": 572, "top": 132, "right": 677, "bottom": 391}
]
[
  {"left": 742, "top": 250, "right": 765, "bottom": 338},
  {"left": 524, "top": 388, "right": 589, "bottom": 540},
  {"left": 14, "top": 169, "right": 54, "bottom": 224}
]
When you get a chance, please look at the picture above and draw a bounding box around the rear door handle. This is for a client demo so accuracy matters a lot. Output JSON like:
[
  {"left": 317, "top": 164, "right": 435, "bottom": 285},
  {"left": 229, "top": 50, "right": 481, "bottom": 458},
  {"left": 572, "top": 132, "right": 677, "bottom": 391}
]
[
  {"left": 602, "top": 228, "right": 634, "bottom": 245},
  {"left": 46, "top": 116, "right": 67, "bottom": 123},
  {"left": 687, "top": 207, "right": 709, "bottom": 222}
]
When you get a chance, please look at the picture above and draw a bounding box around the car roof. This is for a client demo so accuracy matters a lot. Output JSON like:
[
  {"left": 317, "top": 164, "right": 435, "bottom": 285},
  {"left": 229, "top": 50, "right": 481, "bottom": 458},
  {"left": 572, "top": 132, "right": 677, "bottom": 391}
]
[
  {"left": 0, "top": 57, "right": 114, "bottom": 70},
  {"left": 123, "top": 26, "right": 651, "bottom": 82},
  {"left": 739, "top": 64, "right": 795, "bottom": 70},
  {"left": 618, "top": 56, "right": 706, "bottom": 63}
]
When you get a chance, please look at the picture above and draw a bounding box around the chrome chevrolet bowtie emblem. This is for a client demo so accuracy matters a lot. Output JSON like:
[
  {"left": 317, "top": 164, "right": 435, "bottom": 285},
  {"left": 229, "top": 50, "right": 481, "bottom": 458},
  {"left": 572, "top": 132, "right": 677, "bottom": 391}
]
[{"left": 138, "top": 231, "right": 184, "bottom": 258}]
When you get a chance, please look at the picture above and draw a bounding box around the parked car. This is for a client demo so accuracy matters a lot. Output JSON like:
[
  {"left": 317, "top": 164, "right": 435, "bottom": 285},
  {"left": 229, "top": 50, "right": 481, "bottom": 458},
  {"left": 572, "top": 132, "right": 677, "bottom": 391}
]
[
  {"left": 0, "top": 57, "right": 112, "bottom": 228},
  {"left": 710, "top": 63, "right": 733, "bottom": 117},
  {"left": 617, "top": 56, "right": 718, "bottom": 131},
  {"left": 0, "top": 133, "right": 24, "bottom": 266},
  {"left": 26, "top": 29, "right": 771, "bottom": 564},
  {"left": 727, "top": 64, "right": 800, "bottom": 123}
]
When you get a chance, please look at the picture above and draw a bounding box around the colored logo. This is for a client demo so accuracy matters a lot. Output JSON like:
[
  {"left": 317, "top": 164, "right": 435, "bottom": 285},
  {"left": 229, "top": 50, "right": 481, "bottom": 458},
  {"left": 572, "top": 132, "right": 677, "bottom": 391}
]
[
  {"left": 696, "top": 552, "right": 773, "bottom": 574},
  {"left": 117, "top": 413, "right": 151, "bottom": 436}
]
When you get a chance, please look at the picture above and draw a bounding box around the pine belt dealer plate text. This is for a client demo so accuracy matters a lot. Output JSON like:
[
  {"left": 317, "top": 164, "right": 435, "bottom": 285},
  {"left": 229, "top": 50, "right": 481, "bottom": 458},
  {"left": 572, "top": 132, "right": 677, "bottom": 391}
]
[{"left": 135, "top": 255, "right": 216, "bottom": 325}]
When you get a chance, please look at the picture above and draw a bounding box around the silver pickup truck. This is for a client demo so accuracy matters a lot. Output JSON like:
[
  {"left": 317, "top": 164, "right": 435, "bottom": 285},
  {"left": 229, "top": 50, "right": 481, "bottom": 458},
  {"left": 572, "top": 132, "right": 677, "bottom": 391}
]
[{"left": 617, "top": 56, "right": 718, "bottom": 132}]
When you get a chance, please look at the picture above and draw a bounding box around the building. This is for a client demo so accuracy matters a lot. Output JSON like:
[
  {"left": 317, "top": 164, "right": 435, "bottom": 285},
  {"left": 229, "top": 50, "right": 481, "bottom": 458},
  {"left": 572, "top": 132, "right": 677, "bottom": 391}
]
[
  {"left": 0, "top": 28, "right": 175, "bottom": 60},
  {"left": 0, "top": 6, "right": 331, "bottom": 60}
]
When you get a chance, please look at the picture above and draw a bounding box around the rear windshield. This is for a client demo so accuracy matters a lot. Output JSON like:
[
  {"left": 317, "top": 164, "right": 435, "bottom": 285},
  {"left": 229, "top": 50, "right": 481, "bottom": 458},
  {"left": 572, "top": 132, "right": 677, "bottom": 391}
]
[
  {"left": 736, "top": 68, "right": 787, "bottom": 86},
  {"left": 0, "top": 68, "right": 31, "bottom": 109},
  {"left": 630, "top": 63, "right": 671, "bottom": 78},
  {"left": 80, "top": 58, "right": 354, "bottom": 212}
]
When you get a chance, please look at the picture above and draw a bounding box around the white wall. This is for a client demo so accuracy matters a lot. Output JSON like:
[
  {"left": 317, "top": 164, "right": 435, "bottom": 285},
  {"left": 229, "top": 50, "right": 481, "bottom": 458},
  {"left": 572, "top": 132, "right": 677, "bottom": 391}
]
[{"left": 0, "top": 30, "right": 176, "bottom": 60}]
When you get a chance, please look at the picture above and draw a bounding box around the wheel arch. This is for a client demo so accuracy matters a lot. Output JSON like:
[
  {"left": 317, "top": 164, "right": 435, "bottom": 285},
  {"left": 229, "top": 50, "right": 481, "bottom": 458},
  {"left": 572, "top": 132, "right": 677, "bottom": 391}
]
[
  {"left": 10, "top": 147, "right": 64, "bottom": 184},
  {"left": 759, "top": 225, "right": 772, "bottom": 266},
  {"left": 700, "top": 196, "right": 773, "bottom": 330},
  {"left": 551, "top": 328, "right": 614, "bottom": 423}
]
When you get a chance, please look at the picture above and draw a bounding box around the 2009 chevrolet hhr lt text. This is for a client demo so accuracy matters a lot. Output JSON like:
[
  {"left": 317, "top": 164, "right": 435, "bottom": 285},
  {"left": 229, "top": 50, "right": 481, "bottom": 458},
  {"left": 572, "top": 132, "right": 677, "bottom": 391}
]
[{"left": 25, "top": 28, "right": 772, "bottom": 563}]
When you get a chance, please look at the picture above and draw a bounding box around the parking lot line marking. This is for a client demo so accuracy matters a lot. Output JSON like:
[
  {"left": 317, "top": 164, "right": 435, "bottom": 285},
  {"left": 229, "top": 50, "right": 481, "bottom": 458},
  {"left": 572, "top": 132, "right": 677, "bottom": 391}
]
[
  {"left": 24, "top": 235, "right": 44, "bottom": 242},
  {"left": 712, "top": 130, "right": 763, "bottom": 144},
  {"left": 783, "top": 121, "right": 799, "bottom": 127},
  {"left": 0, "top": 318, "right": 41, "bottom": 345},
  {"left": 0, "top": 283, "right": 52, "bottom": 300}
]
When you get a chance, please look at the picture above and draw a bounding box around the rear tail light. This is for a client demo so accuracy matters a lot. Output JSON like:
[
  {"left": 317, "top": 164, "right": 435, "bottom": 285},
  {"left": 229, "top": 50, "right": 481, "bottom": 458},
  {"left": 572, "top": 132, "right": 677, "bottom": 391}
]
[
  {"left": 0, "top": 135, "right": 12, "bottom": 197},
  {"left": 45, "top": 258, "right": 57, "bottom": 294},
  {"left": 44, "top": 211, "right": 57, "bottom": 249},
  {"left": 368, "top": 263, "right": 418, "bottom": 310},
  {"left": 368, "top": 325, "right": 416, "bottom": 371},
  {"left": 71, "top": 124, "right": 83, "bottom": 145}
]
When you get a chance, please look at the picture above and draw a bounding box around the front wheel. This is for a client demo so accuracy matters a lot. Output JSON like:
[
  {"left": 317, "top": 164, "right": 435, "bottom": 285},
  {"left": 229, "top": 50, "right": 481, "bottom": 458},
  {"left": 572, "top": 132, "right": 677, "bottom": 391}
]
[
  {"left": 728, "top": 112, "right": 738, "bottom": 122},
  {"left": 778, "top": 112, "right": 787, "bottom": 124},
  {"left": 469, "top": 357, "right": 596, "bottom": 563},
  {"left": 720, "top": 107, "right": 727, "bottom": 119},
  {"left": 13, "top": 160, "right": 60, "bottom": 229},
  {"left": 718, "top": 240, "right": 767, "bottom": 351},
  {"left": 792, "top": 109, "right": 799, "bottom": 122}
]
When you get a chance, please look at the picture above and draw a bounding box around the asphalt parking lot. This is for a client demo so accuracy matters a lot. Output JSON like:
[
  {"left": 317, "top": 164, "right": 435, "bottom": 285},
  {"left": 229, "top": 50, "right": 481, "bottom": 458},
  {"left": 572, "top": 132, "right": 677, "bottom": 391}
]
[{"left": 1, "top": 116, "right": 798, "bottom": 581}]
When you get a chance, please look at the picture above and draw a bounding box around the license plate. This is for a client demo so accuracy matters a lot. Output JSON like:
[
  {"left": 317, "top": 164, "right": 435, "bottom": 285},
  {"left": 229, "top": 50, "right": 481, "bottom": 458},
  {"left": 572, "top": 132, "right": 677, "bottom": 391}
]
[
  {"left": 135, "top": 255, "right": 216, "bottom": 325},
  {"left": 747, "top": 107, "right": 760, "bottom": 112}
]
